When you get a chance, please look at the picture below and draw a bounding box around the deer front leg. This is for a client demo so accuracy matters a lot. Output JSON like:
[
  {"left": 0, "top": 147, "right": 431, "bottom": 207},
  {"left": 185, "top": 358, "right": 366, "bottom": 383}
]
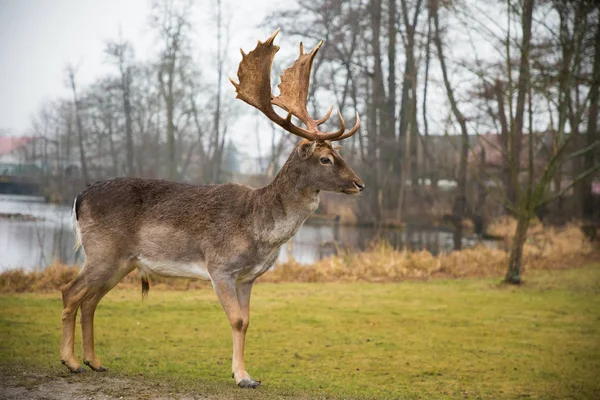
[
  {"left": 211, "top": 275, "right": 259, "bottom": 388},
  {"left": 234, "top": 281, "right": 254, "bottom": 383}
]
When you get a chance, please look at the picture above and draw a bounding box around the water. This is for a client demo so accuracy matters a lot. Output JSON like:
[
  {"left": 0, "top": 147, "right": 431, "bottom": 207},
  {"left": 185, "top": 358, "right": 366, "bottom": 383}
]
[
  {"left": 279, "top": 221, "right": 485, "bottom": 264},
  {"left": 0, "top": 197, "right": 490, "bottom": 272},
  {"left": 0, "top": 195, "right": 79, "bottom": 271}
]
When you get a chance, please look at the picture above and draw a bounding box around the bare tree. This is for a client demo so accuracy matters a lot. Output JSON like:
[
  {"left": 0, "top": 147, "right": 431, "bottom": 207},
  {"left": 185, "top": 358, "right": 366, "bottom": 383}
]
[
  {"left": 66, "top": 65, "right": 89, "bottom": 186},
  {"left": 579, "top": 4, "right": 600, "bottom": 219},
  {"left": 106, "top": 33, "right": 136, "bottom": 176},
  {"left": 151, "top": 0, "right": 192, "bottom": 180},
  {"left": 209, "top": 0, "right": 226, "bottom": 183},
  {"left": 431, "top": 0, "right": 469, "bottom": 250},
  {"left": 448, "top": 0, "right": 599, "bottom": 282}
]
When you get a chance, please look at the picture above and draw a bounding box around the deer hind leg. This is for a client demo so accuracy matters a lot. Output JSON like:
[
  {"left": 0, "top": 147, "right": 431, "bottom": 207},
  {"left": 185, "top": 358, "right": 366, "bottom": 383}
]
[
  {"left": 61, "top": 274, "right": 89, "bottom": 373},
  {"left": 61, "top": 257, "right": 132, "bottom": 373},
  {"left": 211, "top": 275, "right": 259, "bottom": 388},
  {"left": 80, "top": 259, "right": 134, "bottom": 372},
  {"left": 80, "top": 291, "right": 109, "bottom": 371}
]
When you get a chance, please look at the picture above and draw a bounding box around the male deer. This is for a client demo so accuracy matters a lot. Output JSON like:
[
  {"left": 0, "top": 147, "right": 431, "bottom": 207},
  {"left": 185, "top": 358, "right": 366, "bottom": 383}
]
[{"left": 60, "top": 29, "right": 364, "bottom": 388}]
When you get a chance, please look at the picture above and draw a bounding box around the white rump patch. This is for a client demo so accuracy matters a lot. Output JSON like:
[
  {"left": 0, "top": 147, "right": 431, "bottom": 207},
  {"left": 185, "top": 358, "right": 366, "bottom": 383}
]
[
  {"left": 136, "top": 256, "right": 211, "bottom": 281},
  {"left": 71, "top": 198, "right": 83, "bottom": 251}
]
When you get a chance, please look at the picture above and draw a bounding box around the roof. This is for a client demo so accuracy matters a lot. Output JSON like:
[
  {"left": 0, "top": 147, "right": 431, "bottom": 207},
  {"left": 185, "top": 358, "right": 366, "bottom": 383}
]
[{"left": 0, "top": 136, "right": 35, "bottom": 156}]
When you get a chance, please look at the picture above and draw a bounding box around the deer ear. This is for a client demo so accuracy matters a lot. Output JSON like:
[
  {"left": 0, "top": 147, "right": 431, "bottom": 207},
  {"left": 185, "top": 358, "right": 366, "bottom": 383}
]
[{"left": 297, "top": 141, "right": 317, "bottom": 160}]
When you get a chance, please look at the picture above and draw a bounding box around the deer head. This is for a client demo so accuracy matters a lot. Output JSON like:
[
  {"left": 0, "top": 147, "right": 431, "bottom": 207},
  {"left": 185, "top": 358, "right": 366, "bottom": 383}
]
[{"left": 230, "top": 29, "right": 364, "bottom": 194}]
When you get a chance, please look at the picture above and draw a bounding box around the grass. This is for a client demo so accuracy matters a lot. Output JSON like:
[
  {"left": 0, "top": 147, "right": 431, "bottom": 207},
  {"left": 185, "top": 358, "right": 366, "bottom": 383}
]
[{"left": 1, "top": 264, "right": 600, "bottom": 399}]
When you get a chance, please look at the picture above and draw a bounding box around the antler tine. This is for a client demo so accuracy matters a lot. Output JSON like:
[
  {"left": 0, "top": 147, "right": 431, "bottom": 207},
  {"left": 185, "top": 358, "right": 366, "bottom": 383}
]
[
  {"left": 315, "top": 105, "right": 334, "bottom": 126},
  {"left": 329, "top": 112, "right": 361, "bottom": 141},
  {"left": 264, "top": 28, "right": 280, "bottom": 45},
  {"left": 311, "top": 109, "right": 346, "bottom": 141}
]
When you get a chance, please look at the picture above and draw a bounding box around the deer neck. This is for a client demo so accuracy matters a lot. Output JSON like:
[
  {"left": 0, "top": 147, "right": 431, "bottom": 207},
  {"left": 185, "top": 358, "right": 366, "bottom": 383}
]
[
  {"left": 263, "top": 158, "right": 319, "bottom": 213},
  {"left": 254, "top": 157, "right": 319, "bottom": 243}
]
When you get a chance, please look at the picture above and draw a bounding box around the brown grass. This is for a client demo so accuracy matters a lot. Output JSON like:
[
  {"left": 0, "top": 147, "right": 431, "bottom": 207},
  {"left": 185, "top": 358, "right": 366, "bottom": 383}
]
[
  {"left": 1, "top": 218, "right": 597, "bottom": 293},
  {"left": 263, "top": 218, "right": 599, "bottom": 282},
  {"left": 0, "top": 263, "right": 212, "bottom": 294}
]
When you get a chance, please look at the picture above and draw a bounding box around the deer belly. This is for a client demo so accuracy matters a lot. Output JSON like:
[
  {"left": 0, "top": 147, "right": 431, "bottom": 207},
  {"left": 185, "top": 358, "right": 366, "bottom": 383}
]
[{"left": 136, "top": 256, "right": 211, "bottom": 280}]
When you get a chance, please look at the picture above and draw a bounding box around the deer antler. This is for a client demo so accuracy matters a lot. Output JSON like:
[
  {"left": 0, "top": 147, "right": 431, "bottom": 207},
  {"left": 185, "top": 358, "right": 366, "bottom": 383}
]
[{"left": 229, "top": 29, "right": 360, "bottom": 142}]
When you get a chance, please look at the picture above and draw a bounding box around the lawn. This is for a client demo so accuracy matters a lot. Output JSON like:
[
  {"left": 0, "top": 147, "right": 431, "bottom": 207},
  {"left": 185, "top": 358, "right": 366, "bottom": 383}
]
[{"left": 1, "top": 264, "right": 599, "bottom": 399}]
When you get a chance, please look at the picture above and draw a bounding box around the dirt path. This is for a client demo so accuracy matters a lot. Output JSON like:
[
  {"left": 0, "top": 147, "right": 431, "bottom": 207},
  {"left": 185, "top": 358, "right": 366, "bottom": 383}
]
[{"left": 0, "top": 370, "right": 208, "bottom": 400}]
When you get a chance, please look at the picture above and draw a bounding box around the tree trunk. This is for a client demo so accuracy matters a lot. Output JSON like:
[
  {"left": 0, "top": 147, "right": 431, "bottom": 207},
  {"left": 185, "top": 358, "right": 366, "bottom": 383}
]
[
  {"left": 107, "top": 116, "right": 119, "bottom": 177},
  {"left": 493, "top": 80, "right": 511, "bottom": 213},
  {"left": 505, "top": 0, "right": 534, "bottom": 283},
  {"left": 211, "top": 0, "right": 224, "bottom": 184},
  {"left": 384, "top": 0, "right": 397, "bottom": 211},
  {"left": 67, "top": 67, "right": 89, "bottom": 186},
  {"left": 122, "top": 67, "right": 135, "bottom": 176},
  {"left": 159, "top": 65, "right": 177, "bottom": 181},
  {"left": 166, "top": 81, "right": 176, "bottom": 180},
  {"left": 581, "top": 11, "right": 600, "bottom": 219},
  {"left": 432, "top": 0, "right": 468, "bottom": 250},
  {"left": 399, "top": 0, "right": 423, "bottom": 195},
  {"left": 510, "top": 0, "right": 534, "bottom": 206},
  {"left": 397, "top": 36, "right": 415, "bottom": 199},
  {"left": 363, "top": 49, "right": 382, "bottom": 224},
  {"left": 505, "top": 214, "right": 530, "bottom": 284},
  {"left": 370, "top": 0, "right": 392, "bottom": 216},
  {"left": 422, "top": 12, "right": 432, "bottom": 184}
]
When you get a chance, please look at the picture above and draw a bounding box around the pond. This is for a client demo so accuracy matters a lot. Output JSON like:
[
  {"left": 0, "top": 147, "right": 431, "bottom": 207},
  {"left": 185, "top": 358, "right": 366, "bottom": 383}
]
[{"left": 0, "top": 196, "right": 492, "bottom": 272}]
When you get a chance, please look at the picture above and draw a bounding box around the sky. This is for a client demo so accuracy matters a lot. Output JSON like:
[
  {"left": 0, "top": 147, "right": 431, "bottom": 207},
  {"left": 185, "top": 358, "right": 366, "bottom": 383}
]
[{"left": 0, "top": 0, "right": 287, "bottom": 137}]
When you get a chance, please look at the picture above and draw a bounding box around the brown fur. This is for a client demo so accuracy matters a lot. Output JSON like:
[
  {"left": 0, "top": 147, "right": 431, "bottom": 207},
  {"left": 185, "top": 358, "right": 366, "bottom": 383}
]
[{"left": 60, "top": 140, "right": 363, "bottom": 386}]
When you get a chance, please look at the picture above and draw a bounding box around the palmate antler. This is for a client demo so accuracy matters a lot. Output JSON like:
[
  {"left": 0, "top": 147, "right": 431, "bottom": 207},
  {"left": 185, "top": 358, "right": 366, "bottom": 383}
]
[{"left": 229, "top": 29, "right": 360, "bottom": 142}]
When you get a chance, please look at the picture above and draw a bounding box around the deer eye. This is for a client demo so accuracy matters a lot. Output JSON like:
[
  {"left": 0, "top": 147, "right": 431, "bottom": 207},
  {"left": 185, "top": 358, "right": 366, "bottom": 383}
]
[{"left": 320, "top": 157, "right": 332, "bottom": 165}]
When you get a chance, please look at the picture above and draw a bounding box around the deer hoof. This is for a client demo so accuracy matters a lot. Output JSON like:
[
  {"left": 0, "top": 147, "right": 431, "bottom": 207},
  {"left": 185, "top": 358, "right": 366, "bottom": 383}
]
[
  {"left": 62, "top": 360, "right": 86, "bottom": 373},
  {"left": 237, "top": 378, "right": 261, "bottom": 389},
  {"left": 67, "top": 365, "right": 86, "bottom": 374},
  {"left": 84, "top": 361, "right": 108, "bottom": 372}
]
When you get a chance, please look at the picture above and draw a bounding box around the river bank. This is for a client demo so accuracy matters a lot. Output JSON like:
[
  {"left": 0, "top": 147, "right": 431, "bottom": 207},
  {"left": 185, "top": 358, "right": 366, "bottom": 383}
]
[{"left": 1, "top": 218, "right": 597, "bottom": 292}]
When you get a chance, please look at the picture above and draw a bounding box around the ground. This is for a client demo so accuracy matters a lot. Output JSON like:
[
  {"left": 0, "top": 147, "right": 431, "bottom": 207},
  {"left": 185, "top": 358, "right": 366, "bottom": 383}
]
[
  {"left": 1, "top": 264, "right": 599, "bottom": 399},
  {"left": 0, "top": 370, "right": 189, "bottom": 400}
]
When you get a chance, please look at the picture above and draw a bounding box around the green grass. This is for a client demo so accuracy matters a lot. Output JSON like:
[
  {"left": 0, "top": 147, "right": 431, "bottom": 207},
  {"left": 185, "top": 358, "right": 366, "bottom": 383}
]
[{"left": 1, "top": 265, "right": 600, "bottom": 399}]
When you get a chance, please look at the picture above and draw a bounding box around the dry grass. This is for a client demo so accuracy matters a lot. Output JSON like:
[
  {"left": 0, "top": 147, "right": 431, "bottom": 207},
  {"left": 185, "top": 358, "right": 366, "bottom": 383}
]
[
  {"left": 0, "top": 263, "right": 212, "bottom": 294},
  {"left": 0, "top": 263, "right": 80, "bottom": 293},
  {"left": 264, "top": 218, "right": 599, "bottom": 282},
  {"left": 1, "top": 218, "right": 597, "bottom": 292}
]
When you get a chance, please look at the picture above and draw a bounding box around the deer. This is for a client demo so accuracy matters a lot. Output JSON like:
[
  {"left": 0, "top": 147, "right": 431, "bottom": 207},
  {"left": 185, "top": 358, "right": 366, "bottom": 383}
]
[{"left": 60, "top": 29, "right": 364, "bottom": 389}]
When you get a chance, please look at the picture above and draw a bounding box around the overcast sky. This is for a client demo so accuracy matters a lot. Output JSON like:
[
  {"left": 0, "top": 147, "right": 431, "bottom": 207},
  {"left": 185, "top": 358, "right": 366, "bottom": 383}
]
[{"left": 0, "top": 0, "right": 288, "bottom": 138}]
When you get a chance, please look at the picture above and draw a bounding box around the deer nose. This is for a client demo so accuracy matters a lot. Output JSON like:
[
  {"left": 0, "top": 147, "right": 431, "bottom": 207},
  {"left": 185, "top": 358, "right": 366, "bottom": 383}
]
[{"left": 354, "top": 181, "right": 365, "bottom": 191}]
